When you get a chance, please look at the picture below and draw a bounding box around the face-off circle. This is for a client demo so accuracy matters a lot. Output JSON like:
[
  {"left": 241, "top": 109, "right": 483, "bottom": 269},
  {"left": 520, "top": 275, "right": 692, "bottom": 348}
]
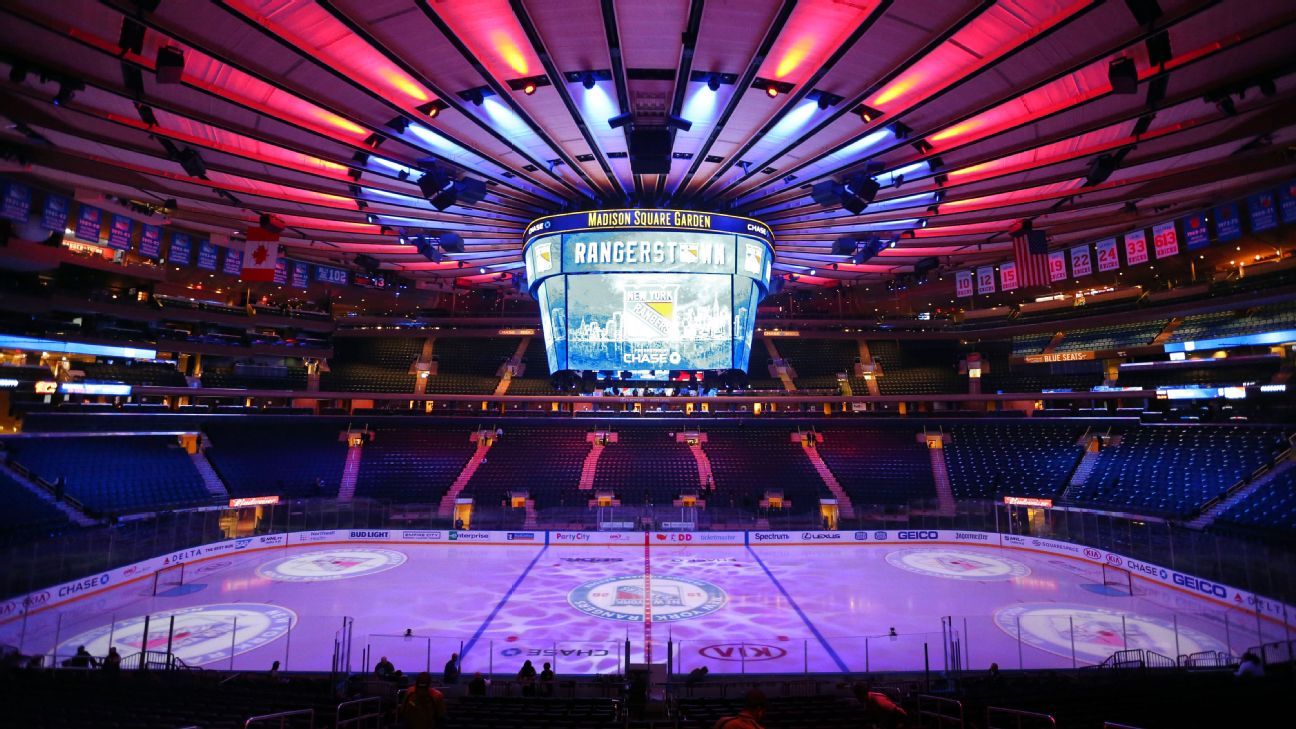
[
  {"left": 885, "top": 549, "right": 1031, "bottom": 581},
  {"left": 994, "top": 603, "right": 1229, "bottom": 664},
  {"left": 256, "top": 549, "right": 407, "bottom": 582},
  {"left": 55, "top": 603, "right": 295, "bottom": 666},
  {"left": 568, "top": 575, "right": 727, "bottom": 623}
]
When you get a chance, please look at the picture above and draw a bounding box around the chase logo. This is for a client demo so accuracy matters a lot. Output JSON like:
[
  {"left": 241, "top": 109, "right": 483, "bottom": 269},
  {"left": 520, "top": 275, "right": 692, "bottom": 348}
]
[{"left": 745, "top": 222, "right": 770, "bottom": 238}]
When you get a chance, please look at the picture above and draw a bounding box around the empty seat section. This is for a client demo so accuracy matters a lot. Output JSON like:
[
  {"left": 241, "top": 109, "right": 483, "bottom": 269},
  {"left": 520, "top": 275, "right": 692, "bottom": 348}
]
[
  {"left": 1070, "top": 425, "right": 1287, "bottom": 517},
  {"left": 1116, "top": 363, "right": 1278, "bottom": 388},
  {"left": 703, "top": 426, "right": 822, "bottom": 512},
  {"left": 4, "top": 435, "right": 212, "bottom": 514},
  {"left": 464, "top": 426, "right": 589, "bottom": 509},
  {"left": 1011, "top": 332, "right": 1056, "bottom": 356},
  {"left": 322, "top": 337, "right": 422, "bottom": 392},
  {"left": 776, "top": 338, "right": 855, "bottom": 390},
  {"left": 0, "top": 467, "right": 72, "bottom": 540},
  {"left": 944, "top": 423, "right": 1086, "bottom": 499},
  {"left": 1215, "top": 466, "right": 1296, "bottom": 533},
  {"left": 869, "top": 340, "right": 964, "bottom": 395},
  {"left": 593, "top": 429, "right": 698, "bottom": 505},
  {"left": 426, "top": 337, "right": 516, "bottom": 394},
  {"left": 817, "top": 427, "right": 935, "bottom": 505},
  {"left": 1053, "top": 320, "right": 1167, "bottom": 352},
  {"left": 1170, "top": 301, "right": 1296, "bottom": 342},
  {"left": 354, "top": 426, "right": 477, "bottom": 502},
  {"left": 77, "top": 360, "right": 187, "bottom": 386},
  {"left": 508, "top": 338, "right": 555, "bottom": 394},
  {"left": 205, "top": 423, "right": 348, "bottom": 498}
]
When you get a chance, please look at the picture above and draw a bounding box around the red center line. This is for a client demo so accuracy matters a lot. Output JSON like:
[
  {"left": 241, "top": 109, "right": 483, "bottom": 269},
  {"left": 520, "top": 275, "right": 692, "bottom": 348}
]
[{"left": 643, "top": 531, "right": 653, "bottom": 665}]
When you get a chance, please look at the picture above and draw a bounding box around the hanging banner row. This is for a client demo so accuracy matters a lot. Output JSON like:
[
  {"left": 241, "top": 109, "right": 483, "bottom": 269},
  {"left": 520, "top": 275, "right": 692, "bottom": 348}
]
[{"left": 953, "top": 182, "right": 1296, "bottom": 297}]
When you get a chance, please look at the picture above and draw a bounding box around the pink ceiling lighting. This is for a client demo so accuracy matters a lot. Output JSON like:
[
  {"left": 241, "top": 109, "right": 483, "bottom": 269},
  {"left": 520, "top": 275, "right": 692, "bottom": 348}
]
[
  {"left": 939, "top": 179, "right": 1085, "bottom": 214},
  {"left": 866, "top": 0, "right": 1093, "bottom": 112},
  {"left": 434, "top": 0, "right": 541, "bottom": 81},
  {"left": 758, "top": 1, "right": 882, "bottom": 85},
  {"left": 222, "top": 1, "right": 435, "bottom": 105}
]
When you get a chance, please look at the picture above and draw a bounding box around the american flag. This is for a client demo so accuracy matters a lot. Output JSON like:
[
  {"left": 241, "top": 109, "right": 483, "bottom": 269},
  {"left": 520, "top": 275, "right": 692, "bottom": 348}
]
[{"left": 1013, "top": 229, "right": 1050, "bottom": 288}]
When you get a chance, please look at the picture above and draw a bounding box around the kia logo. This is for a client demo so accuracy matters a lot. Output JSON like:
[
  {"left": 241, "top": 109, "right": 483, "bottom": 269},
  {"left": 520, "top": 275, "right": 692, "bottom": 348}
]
[
  {"left": 699, "top": 644, "right": 787, "bottom": 661},
  {"left": 1083, "top": 548, "right": 1102, "bottom": 560},
  {"left": 1106, "top": 555, "right": 1122, "bottom": 566}
]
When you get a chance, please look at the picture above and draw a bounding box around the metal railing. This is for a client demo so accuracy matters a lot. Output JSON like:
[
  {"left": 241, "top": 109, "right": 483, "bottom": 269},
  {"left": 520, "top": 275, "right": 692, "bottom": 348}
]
[
  {"left": 987, "top": 706, "right": 1056, "bottom": 729},
  {"left": 1102, "top": 723, "right": 1146, "bottom": 729},
  {"left": 243, "top": 709, "right": 314, "bottom": 729},
  {"left": 336, "top": 697, "right": 384, "bottom": 729},
  {"left": 917, "top": 694, "right": 964, "bottom": 729}
]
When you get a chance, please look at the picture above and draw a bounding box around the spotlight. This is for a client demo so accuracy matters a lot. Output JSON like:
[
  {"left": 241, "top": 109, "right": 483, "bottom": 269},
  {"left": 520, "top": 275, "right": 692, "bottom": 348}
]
[
  {"left": 416, "top": 101, "right": 446, "bottom": 118},
  {"left": 523, "top": 82, "right": 537, "bottom": 95},
  {"left": 176, "top": 147, "right": 206, "bottom": 178},
  {"left": 766, "top": 85, "right": 779, "bottom": 98},
  {"left": 856, "top": 104, "right": 880, "bottom": 123},
  {"left": 479, "top": 267, "right": 486, "bottom": 274},
  {"left": 52, "top": 79, "right": 83, "bottom": 106},
  {"left": 1084, "top": 154, "right": 1117, "bottom": 186},
  {"left": 889, "top": 121, "right": 912, "bottom": 139},
  {"left": 1214, "top": 94, "right": 1237, "bottom": 116},
  {"left": 707, "top": 73, "right": 721, "bottom": 92},
  {"left": 155, "top": 46, "right": 185, "bottom": 84},
  {"left": 386, "top": 116, "right": 409, "bottom": 133},
  {"left": 259, "top": 213, "right": 285, "bottom": 233},
  {"left": 811, "top": 90, "right": 842, "bottom": 110},
  {"left": 808, "top": 268, "right": 816, "bottom": 276},
  {"left": 912, "top": 139, "right": 933, "bottom": 154},
  {"left": 608, "top": 112, "right": 633, "bottom": 129},
  {"left": 666, "top": 114, "right": 693, "bottom": 132},
  {"left": 418, "top": 166, "right": 457, "bottom": 210},
  {"left": 582, "top": 72, "right": 596, "bottom": 90}
]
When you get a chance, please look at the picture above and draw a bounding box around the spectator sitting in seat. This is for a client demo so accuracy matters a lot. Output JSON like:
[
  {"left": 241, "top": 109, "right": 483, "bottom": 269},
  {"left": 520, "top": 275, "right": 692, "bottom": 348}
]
[
  {"left": 467, "top": 672, "right": 487, "bottom": 696},
  {"left": 713, "top": 688, "right": 767, "bottom": 729},
  {"left": 539, "top": 662, "right": 555, "bottom": 697},
  {"left": 442, "top": 652, "right": 460, "bottom": 685},
  {"left": 1236, "top": 651, "right": 1265, "bottom": 678},
  {"left": 63, "top": 646, "right": 97, "bottom": 669},
  {"left": 686, "top": 665, "right": 709, "bottom": 685},
  {"left": 517, "top": 659, "right": 537, "bottom": 696},
  {"left": 374, "top": 655, "right": 395, "bottom": 678},
  {"left": 399, "top": 672, "right": 446, "bottom": 729}
]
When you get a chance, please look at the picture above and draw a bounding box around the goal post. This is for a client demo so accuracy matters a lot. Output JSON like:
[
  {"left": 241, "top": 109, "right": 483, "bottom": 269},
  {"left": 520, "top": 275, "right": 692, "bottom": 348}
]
[
  {"left": 152, "top": 562, "right": 185, "bottom": 596},
  {"left": 1101, "top": 562, "right": 1139, "bottom": 596}
]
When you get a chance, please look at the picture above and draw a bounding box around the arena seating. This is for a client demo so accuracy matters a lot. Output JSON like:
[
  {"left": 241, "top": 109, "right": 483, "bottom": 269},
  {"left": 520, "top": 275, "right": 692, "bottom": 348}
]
[
  {"left": 204, "top": 423, "right": 348, "bottom": 498},
  {"left": 1053, "top": 320, "right": 1168, "bottom": 352},
  {"left": 508, "top": 338, "right": 554, "bottom": 394},
  {"left": 464, "top": 425, "right": 590, "bottom": 509},
  {"left": 1213, "top": 465, "right": 1296, "bottom": 533},
  {"left": 1170, "top": 300, "right": 1296, "bottom": 343},
  {"left": 322, "top": 337, "right": 421, "bottom": 392},
  {"left": 773, "top": 338, "right": 854, "bottom": 390},
  {"left": 201, "top": 366, "right": 308, "bottom": 390},
  {"left": 425, "top": 337, "right": 515, "bottom": 394},
  {"left": 447, "top": 697, "right": 620, "bottom": 728},
  {"left": 980, "top": 368, "right": 1103, "bottom": 393},
  {"left": 703, "top": 425, "right": 823, "bottom": 513},
  {"left": 3, "top": 435, "right": 213, "bottom": 514},
  {"left": 1069, "top": 425, "right": 1288, "bottom": 517},
  {"left": 944, "top": 423, "right": 1086, "bottom": 499},
  {"left": 0, "top": 467, "right": 72, "bottom": 540},
  {"left": 355, "top": 426, "right": 478, "bottom": 502},
  {"left": 77, "top": 360, "right": 187, "bottom": 386},
  {"left": 742, "top": 345, "right": 784, "bottom": 391},
  {"left": 1010, "top": 331, "right": 1055, "bottom": 356},
  {"left": 593, "top": 428, "right": 699, "bottom": 505},
  {"left": 1116, "top": 362, "right": 1278, "bottom": 388},
  {"left": 676, "top": 695, "right": 861, "bottom": 729},
  {"left": 869, "top": 340, "right": 965, "bottom": 395},
  {"left": 817, "top": 426, "right": 935, "bottom": 505}
]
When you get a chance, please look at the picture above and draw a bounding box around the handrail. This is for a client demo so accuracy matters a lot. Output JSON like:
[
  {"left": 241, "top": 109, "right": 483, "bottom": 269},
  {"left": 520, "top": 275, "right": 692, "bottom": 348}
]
[
  {"left": 917, "top": 694, "right": 965, "bottom": 729},
  {"left": 336, "top": 697, "right": 383, "bottom": 729},
  {"left": 987, "top": 706, "right": 1056, "bottom": 729},
  {"left": 244, "top": 708, "right": 313, "bottom": 729},
  {"left": 1103, "top": 723, "right": 1146, "bottom": 729}
]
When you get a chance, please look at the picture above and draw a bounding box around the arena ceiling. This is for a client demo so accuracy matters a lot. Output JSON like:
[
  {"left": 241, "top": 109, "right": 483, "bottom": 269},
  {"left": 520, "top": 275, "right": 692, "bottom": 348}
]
[{"left": 1, "top": 0, "right": 1294, "bottom": 291}]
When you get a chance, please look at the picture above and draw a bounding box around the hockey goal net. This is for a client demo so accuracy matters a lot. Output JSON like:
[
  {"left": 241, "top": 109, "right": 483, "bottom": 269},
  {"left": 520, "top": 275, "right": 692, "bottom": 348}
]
[
  {"left": 1101, "top": 562, "right": 1145, "bottom": 596},
  {"left": 152, "top": 562, "right": 185, "bottom": 596}
]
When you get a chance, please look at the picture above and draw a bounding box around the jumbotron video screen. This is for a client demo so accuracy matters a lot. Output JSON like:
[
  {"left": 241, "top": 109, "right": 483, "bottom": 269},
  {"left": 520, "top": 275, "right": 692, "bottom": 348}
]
[{"left": 523, "top": 210, "right": 774, "bottom": 373}]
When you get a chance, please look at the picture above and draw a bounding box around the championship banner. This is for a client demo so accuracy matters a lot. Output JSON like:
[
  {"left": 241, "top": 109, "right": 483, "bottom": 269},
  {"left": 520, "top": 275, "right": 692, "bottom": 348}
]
[
  {"left": 1069, "top": 245, "right": 1092, "bottom": 277},
  {"left": 75, "top": 205, "right": 103, "bottom": 242},
  {"left": 1047, "top": 250, "right": 1067, "bottom": 282},
  {"left": 1182, "top": 213, "right": 1210, "bottom": 251},
  {"left": 168, "top": 232, "right": 192, "bottom": 265},
  {"left": 999, "top": 261, "right": 1018, "bottom": 291},
  {"left": 222, "top": 247, "right": 242, "bottom": 276},
  {"left": 273, "top": 258, "right": 288, "bottom": 285},
  {"left": 107, "top": 214, "right": 133, "bottom": 250},
  {"left": 1095, "top": 238, "right": 1120, "bottom": 272},
  {"left": 138, "top": 225, "right": 162, "bottom": 259},
  {"left": 1, "top": 180, "right": 32, "bottom": 222},
  {"left": 955, "top": 270, "right": 974, "bottom": 297},
  {"left": 976, "top": 266, "right": 996, "bottom": 295},
  {"left": 196, "top": 240, "right": 220, "bottom": 271},
  {"left": 41, "top": 194, "right": 69, "bottom": 231},
  {"left": 1123, "top": 229, "right": 1148, "bottom": 266},
  {"left": 1151, "top": 221, "right": 1179, "bottom": 259},
  {"left": 1214, "top": 202, "right": 1242, "bottom": 242},
  {"left": 1247, "top": 191, "right": 1278, "bottom": 232},
  {"left": 291, "top": 261, "right": 311, "bottom": 289},
  {"left": 1278, "top": 181, "right": 1296, "bottom": 225}
]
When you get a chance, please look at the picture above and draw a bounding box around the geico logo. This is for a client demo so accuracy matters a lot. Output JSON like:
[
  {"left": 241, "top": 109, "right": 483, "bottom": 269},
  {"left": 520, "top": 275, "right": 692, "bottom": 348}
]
[
  {"left": 800, "top": 533, "right": 841, "bottom": 540},
  {"left": 753, "top": 533, "right": 790, "bottom": 541},
  {"left": 746, "top": 223, "right": 770, "bottom": 237},
  {"left": 898, "top": 531, "right": 938, "bottom": 540},
  {"left": 349, "top": 531, "right": 390, "bottom": 539},
  {"left": 1083, "top": 548, "right": 1103, "bottom": 560},
  {"left": 1172, "top": 573, "right": 1228, "bottom": 598}
]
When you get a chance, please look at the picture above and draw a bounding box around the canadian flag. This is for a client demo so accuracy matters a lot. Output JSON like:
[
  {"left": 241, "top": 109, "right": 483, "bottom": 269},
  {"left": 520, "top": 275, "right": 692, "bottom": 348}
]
[{"left": 241, "top": 227, "right": 279, "bottom": 282}]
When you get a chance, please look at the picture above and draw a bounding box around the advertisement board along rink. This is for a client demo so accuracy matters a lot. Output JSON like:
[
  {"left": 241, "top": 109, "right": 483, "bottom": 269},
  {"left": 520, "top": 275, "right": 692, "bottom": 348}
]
[{"left": 0, "top": 530, "right": 1289, "bottom": 675}]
